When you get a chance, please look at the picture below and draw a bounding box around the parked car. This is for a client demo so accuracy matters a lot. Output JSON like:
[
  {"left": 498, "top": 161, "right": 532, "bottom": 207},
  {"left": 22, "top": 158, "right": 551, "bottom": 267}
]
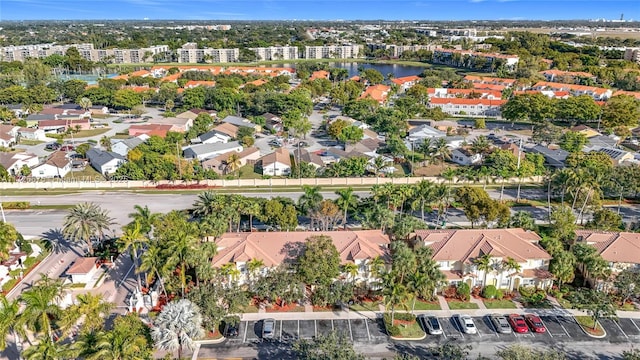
[
  {"left": 59, "top": 145, "right": 75, "bottom": 152},
  {"left": 418, "top": 315, "right": 443, "bottom": 335},
  {"left": 262, "top": 318, "right": 275, "bottom": 340},
  {"left": 224, "top": 322, "right": 239, "bottom": 338},
  {"left": 507, "top": 314, "right": 529, "bottom": 333},
  {"left": 524, "top": 314, "right": 546, "bottom": 333},
  {"left": 489, "top": 314, "right": 512, "bottom": 334},
  {"left": 45, "top": 143, "right": 60, "bottom": 150},
  {"left": 456, "top": 315, "right": 477, "bottom": 334}
]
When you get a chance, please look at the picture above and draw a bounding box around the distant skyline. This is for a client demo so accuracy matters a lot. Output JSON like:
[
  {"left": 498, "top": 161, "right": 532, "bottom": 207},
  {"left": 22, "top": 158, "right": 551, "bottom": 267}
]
[{"left": 1, "top": 0, "right": 639, "bottom": 22}]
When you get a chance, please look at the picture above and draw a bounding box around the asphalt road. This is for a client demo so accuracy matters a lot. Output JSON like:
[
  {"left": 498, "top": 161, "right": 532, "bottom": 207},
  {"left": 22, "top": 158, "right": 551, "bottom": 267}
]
[{"left": 198, "top": 315, "right": 640, "bottom": 360}]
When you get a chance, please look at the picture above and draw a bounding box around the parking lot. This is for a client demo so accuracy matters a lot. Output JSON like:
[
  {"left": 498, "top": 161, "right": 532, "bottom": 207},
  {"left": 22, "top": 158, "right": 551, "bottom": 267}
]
[{"left": 228, "top": 316, "right": 640, "bottom": 345}]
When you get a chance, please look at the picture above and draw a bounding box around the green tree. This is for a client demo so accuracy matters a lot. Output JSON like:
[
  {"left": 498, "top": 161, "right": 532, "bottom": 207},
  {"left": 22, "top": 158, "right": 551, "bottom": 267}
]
[
  {"left": 297, "top": 235, "right": 341, "bottom": 287},
  {"left": 335, "top": 187, "right": 359, "bottom": 229},
  {"left": 292, "top": 330, "right": 365, "bottom": 360},
  {"left": 62, "top": 202, "right": 114, "bottom": 256},
  {"left": 549, "top": 206, "right": 577, "bottom": 246},
  {"left": 587, "top": 208, "right": 622, "bottom": 231},
  {"left": 549, "top": 250, "right": 576, "bottom": 286},
  {"left": 569, "top": 288, "right": 617, "bottom": 330},
  {"left": 496, "top": 344, "right": 566, "bottom": 360},
  {"left": 128, "top": 204, "right": 159, "bottom": 237},
  {"left": 61, "top": 293, "right": 113, "bottom": 335},
  {"left": 510, "top": 211, "right": 536, "bottom": 231},
  {"left": 18, "top": 275, "right": 67, "bottom": 339},
  {"left": 22, "top": 336, "right": 73, "bottom": 360},
  {"left": 112, "top": 89, "right": 142, "bottom": 110},
  {"left": 0, "top": 296, "right": 23, "bottom": 352},
  {"left": 22, "top": 59, "right": 52, "bottom": 88},
  {"left": 559, "top": 131, "right": 587, "bottom": 153},
  {"left": 152, "top": 299, "right": 204, "bottom": 360},
  {"left": 359, "top": 68, "right": 384, "bottom": 84},
  {"left": 117, "top": 221, "right": 147, "bottom": 290},
  {"left": 601, "top": 95, "right": 640, "bottom": 128}
]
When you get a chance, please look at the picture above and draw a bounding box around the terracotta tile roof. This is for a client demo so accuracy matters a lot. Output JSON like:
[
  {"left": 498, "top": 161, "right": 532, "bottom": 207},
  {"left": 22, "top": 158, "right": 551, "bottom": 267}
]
[
  {"left": 464, "top": 75, "right": 516, "bottom": 85},
  {"left": 540, "top": 69, "right": 595, "bottom": 78},
  {"left": 211, "top": 230, "right": 391, "bottom": 267},
  {"left": 532, "top": 81, "right": 610, "bottom": 95},
  {"left": 429, "top": 98, "right": 506, "bottom": 106},
  {"left": 184, "top": 80, "right": 216, "bottom": 88},
  {"left": 212, "top": 122, "right": 239, "bottom": 138},
  {"left": 67, "top": 257, "right": 98, "bottom": 274},
  {"left": 613, "top": 90, "right": 640, "bottom": 100},
  {"left": 260, "top": 147, "right": 291, "bottom": 167},
  {"left": 415, "top": 229, "right": 550, "bottom": 263},
  {"left": 391, "top": 75, "right": 421, "bottom": 85},
  {"left": 575, "top": 230, "right": 640, "bottom": 264},
  {"left": 130, "top": 70, "right": 151, "bottom": 77},
  {"left": 44, "top": 151, "right": 71, "bottom": 168},
  {"left": 161, "top": 73, "right": 181, "bottom": 82},
  {"left": 310, "top": 70, "right": 330, "bottom": 81},
  {"left": 359, "top": 84, "right": 390, "bottom": 103},
  {"left": 128, "top": 124, "right": 173, "bottom": 138}
]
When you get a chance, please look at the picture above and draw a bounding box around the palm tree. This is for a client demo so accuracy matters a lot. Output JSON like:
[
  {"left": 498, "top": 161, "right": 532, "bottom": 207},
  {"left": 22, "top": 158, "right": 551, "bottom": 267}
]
[
  {"left": 501, "top": 257, "right": 521, "bottom": 291},
  {"left": 61, "top": 293, "right": 113, "bottom": 335},
  {"left": 417, "top": 138, "right": 434, "bottom": 166},
  {"left": 382, "top": 272, "right": 411, "bottom": 324},
  {"left": 191, "top": 190, "right": 221, "bottom": 218},
  {"left": 368, "top": 256, "right": 386, "bottom": 283},
  {"left": 63, "top": 202, "right": 113, "bottom": 256},
  {"left": 18, "top": 275, "right": 67, "bottom": 339},
  {"left": 342, "top": 262, "right": 359, "bottom": 282},
  {"left": 78, "top": 97, "right": 92, "bottom": 111},
  {"left": 128, "top": 205, "right": 159, "bottom": 237},
  {"left": 139, "top": 244, "right": 169, "bottom": 296},
  {"left": 246, "top": 258, "right": 265, "bottom": 290},
  {"left": 0, "top": 296, "right": 23, "bottom": 352},
  {"left": 152, "top": 299, "right": 204, "bottom": 360},
  {"left": 470, "top": 135, "right": 491, "bottom": 156},
  {"left": 371, "top": 156, "right": 392, "bottom": 177},
  {"left": 473, "top": 254, "right": 493, "bottom": 288},
  {"left": 117, "top": 221, "right": 147, "bottom": 290},
  {"left": 100, "top": 136, "right": 111, "bottom": 151},
  {"left": 22, "top": 336, "right": 73, "bottom": 360},
  {"left": 412, "top": 180, "right": 435, "bottom": 221},
  {"left": 76, "top": 314, "right": 153, "bottom": 360},
  {"left": 335, "top": 187, "right": 359, "bottom": 229},
  {"left": 394, "top": 184, "right": 415, "bottom": 214},
  {"left": 434, "top": 138, "right": 452, "bottom": 168},
  {"left": 298, "top": 185, "right": 323, "bottom": 218},
  {"left": 166, "top": 228, "right": 198, "bottom": 297},
  {"left": 224, "top": 153, "right": 242, "bottom": 176}
]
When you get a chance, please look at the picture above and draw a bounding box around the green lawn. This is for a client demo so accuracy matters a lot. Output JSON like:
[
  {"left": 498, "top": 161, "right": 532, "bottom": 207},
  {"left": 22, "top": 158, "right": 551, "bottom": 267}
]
[
  {"left": 447, "top": 301, "right": 480, "bottom": 310},
  {"left": 66, "top": 128, "right": 111, "bottom": 138},
  {"left": 574, "top": 316, "right": 606, "bottom": 336},
  {"left": 349, "top": 301, "right": 380, "bottom": 312},
  {"left": 19, "top": 140, "right": 45, "bottom": 145},
  {"left": 30, "top": 204, "right": 75, "bottom": 210},
  {"left": 237, "top": 164, "right": 262, "bottom": 179},
  {"left": 412, "top": 300, "right": 441, "bottom": 311},
  {"left": 391, "top": 321, "right": 425, "bottom": 338},
  {"left": 240, "top": 304, "right": 259, "bottom": 313},
  {"left": 65, "top": 166, "right": 104, "bottom": 180},
  {"left": 483, "top": 299, "right": 517, "bottom": 309},
  {"left": 618, "top": 303, "right": 637, "bottom": 311}
]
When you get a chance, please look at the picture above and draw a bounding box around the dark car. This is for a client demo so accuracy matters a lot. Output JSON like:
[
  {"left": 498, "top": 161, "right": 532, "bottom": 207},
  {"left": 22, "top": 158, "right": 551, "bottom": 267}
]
[
  {"left": 45, "top": 143, "right": 60, "bottom": 150},
  {"left": 224, "top": 323, "right": 239, "bottom": 338},
  {"left": 507, "top": 314, "right": 529, "bottom": 333},
  {"left": 524, "top": 314, "right": 546, "bottom": 333},
  {"left": 418, "top": 315, "right": 443, "bottom": 335}
]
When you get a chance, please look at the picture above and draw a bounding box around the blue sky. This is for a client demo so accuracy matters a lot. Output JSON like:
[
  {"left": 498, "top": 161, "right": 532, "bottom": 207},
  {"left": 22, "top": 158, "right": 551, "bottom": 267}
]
[{"left": 1, "top": 0, "right": 639, "bottom": 21}]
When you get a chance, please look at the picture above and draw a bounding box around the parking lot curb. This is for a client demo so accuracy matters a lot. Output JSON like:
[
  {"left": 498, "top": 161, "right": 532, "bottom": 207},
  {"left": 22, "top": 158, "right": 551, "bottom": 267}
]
[
  {"left": 389, "top": 333, "right": 427, "bottom": 341},
  {"left": 195, "top": 336, "right": 227, "bottom": 345},
  {"left": 577, "top": 320, "right": 607, "bottom": 339}
]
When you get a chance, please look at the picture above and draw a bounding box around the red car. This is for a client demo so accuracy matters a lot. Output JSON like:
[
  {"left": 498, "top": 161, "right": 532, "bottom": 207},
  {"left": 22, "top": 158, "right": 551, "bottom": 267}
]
[
  {"left": 524, "top": 314, "right": 546, "bottom": 333},
  {"left": 59, "top": 145, "right": 75, "bottom": 152},
  {"left": 508, "top": 314, "right": 529, "bottom": 333}
]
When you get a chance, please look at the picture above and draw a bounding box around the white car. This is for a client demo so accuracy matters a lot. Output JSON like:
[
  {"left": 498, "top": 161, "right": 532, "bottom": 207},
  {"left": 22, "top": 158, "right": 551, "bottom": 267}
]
[{"left": 456, "top": 314, "right": 477, "bottom": 334}]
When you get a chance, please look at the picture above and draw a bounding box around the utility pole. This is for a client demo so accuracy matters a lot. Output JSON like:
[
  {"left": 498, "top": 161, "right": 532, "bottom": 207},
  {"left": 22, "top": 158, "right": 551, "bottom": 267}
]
[
  {"left": 515, "top": 137, "right": 523, "bottom": 201},
  {"left": 0, "top": 201, "right": 5, "bottom": 223},
  {"left": 176, "top": 142, "right": 182, "bottom": 179}
]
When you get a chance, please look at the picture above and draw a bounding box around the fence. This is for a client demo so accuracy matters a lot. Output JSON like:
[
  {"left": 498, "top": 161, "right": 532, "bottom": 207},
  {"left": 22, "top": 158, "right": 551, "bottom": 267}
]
[{"left": 0, "top": 176, "right": 545, "bottom": 190}]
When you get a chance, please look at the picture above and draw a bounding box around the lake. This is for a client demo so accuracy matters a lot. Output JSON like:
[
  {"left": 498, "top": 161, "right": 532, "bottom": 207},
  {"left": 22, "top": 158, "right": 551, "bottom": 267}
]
[{"left": 268, "top": 62, "right": 428, "bottom": 78}]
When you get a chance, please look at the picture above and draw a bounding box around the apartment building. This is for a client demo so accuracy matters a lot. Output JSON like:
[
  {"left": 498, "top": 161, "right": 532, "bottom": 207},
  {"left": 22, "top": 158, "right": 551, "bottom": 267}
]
[
  {"left": 304, "top": 45, "right": 364, "bottom": 59},
  {"left": 1, "top": 43, "right": 93, "bottom": 62},
  {"left": 0, "top": 43, "right": 169, "bottom": 64},
  {"left": 624, "top": 48, "right": 640, "bottom": 64},
  {"left": 249, "top": 46, "right": 299, "bottom": 61},
  {"left": 531, "top": 81, "right": 612, "bottom": 100},
  {"left": 368, "top": 43, "right": 442, "bottom": 57},
  {"left": 178, "top": 43, "right": 240, "bottom": 63},
  {"left": 428, "top": 97, "right": 506, "bottom": 117}
]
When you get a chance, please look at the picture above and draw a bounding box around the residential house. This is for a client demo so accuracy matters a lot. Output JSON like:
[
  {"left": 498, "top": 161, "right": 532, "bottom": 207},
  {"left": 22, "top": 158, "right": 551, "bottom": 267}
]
[
  {"left": 259, "top": 147, "right": 291, "bottom": 176},
  {"left": 146, "top": 117, "right": 193, "bottom": 133},
  {"left": 86, "top": 148, "right": 126, "bottom": 175},
  {"left": 309, "top": 70, "right": 330, "bottom": 81},
  {"left": 539, "top": 70, "right": 596, "bottom": 83},
  {"left": 202, "top": 147, "right": 261, "bottom": 175},
  {"left": 416, "top": 229, "right": 553, "bottom": 290},
  {"left": 0, "top": 152, "right": 39, "bottom": 176},
  {"left": 359, "top": 84, "right": 391, "bottom": 104},
  {"left": 221, "top": 115, "right": 261, "bottom": 132},
  {"left": 212, "top": 123, "right": 240, "bottom": 139},
  {"left": 37, "top": 118, "right": 91, "bottom": 133},
  {"left": 89, "top": 105, "right": 109, "bottom": 115},
  {"left": 391, "top": 75, "right": 421, "bottom": 92},
  {"left": 428, "top": 98, "right": 505, "bottom": 117},
  {"left": 66, "top": 257, "right": 100, "bottom": 284},
  {"left": 590, "top": 147, "right": 634, "bottom": 166},
  {"left": 183, "top": 141, "right": 243, "bottom": 161},
  {"left": 570, "top": 124, "right": 601, "bottom": 138},
  {"left": 500, "top": 143, "right": 524, "bottom": 159},
  {"left": 111, "top": 135, "right": 149, "bottom": 157},
  {"left": 17, "top": 127, "right": 46, "bottom": 141},
  {"left": 191, "top": 129, "right": 232, "bottom": 145},
  {"left": 531, "top": 81, "right": 612, "bottom": 100},
  {"left": 128, "top": 124, "right": 173, "bottom": 138},
  {"left": 209, "top": 230, "right": 391, "bottom": 284},
  {"left": 586, "top": 135, "right": 619, "bottom": 149},
  {"left": 527, "top": 145, "right": 569, "bottom": 168},
  {"left": 574, "top": 230, "right": 640, "bottom": 290},
  {"left": 263, "top": 113, "right": 283, "bottom": 133},
  {"left": 345, "top": 138, "right": 385, "bottom": 156},
  {"left": 0, "top": 124, "right": 19, "bottom": 147},
  {"left": 451, "top": 147, "right": 482, "bottom": 166},
  {"left": 5, "top": 104, "right": 25, "bottom": 117},
  {"left": 31, "top": 151, "right": 72, "bottom": 178},
  {"left": 428, "top": 87, "right": 502, "bottom": 100},
  {"left": 463, "top": 76, "right": 516, "bottom": 88},
  {"left": 292, "top": 148, "right": 324, "bottom": 169},
  {"left": 407, "top": 124, "right": 446, "bottom": 143},
  {"left": 175, "top": 110, "right": 200, "bottom": 120}
]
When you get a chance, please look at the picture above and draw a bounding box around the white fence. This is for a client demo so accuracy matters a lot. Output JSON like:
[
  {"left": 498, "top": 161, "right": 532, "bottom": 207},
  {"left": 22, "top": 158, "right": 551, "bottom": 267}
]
[{"left": 0, "top": 176, "right": 544, "bottom": 190}]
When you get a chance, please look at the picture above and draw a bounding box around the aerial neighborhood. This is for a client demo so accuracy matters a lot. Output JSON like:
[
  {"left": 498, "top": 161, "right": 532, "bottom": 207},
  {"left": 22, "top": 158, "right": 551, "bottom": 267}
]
[{"left": 1, "top": 16, "right": 640, "bottom": 360}]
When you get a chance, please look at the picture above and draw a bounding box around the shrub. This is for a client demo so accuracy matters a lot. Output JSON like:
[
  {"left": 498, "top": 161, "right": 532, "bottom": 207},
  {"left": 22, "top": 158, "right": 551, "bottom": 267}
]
[
  {"left": 474, "top": 118, "right": 486, "bottom": 129},
  {"left": 387, "top": 325, "right": 401, "bottom": 336},
  {"left": 495, "top": 289, "right": 504, "bottom": 300},
  {"left": 471, "top": 286, "right": 482, "bottom": 298},
  {"left": 394, "top": 313, "right": 416, "bottom": 321},
  {"left": 443, "top": 285, "right": 458, "bottom": 299},
  {"left": 1, "top": 201, "right": 30, "bottom": 209},
  {"left": 457, "top": 282, "right": 471, "bottom": 301},
  {"left": 482, "top": 285, "right": 498, "bottom": 299},
  {"left": 518, "top": 285, "right": 536, "bottom": 297}
]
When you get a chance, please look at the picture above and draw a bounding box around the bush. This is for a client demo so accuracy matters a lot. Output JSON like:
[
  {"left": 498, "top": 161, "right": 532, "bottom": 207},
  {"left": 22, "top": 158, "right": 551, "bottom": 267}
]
[
  {"left": 1, "top": 201, "right": 30, "bottom": 209},
  {"left": 443, "top": 285, "right": 458, "bottom": 299},
  {"left": 471, "top": 286, "right": 482, "bottom": 298},
  {"left": 474, "top": 118, "right": 486, "bottom": 129},
  {"left": 518, "top": 285, "right": 536, "bottom": 297},
  {"left": 482, "top": 285, "right": 498, "bottom": 299},
  {"left": 387, "top": 325, "right": 401, "bottom": 336},
  {"left": 495, "top": 289, "right": 504, "bottom": 300},
  {"left": 457, "top": 282, "right": 471, "bottom": 301}
]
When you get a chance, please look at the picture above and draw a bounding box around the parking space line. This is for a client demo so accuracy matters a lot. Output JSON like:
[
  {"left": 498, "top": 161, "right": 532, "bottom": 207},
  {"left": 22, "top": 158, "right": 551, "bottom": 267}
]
[
  {"left": 314, "top": 320, "right": 317, "bottom": 337},
  {"left": 348, "top": 319, "right": 353, "bottom": 341},
  {"left": 631, "top": 319, "right": 640, "bottom": 332},
  {"left": 452, "top": 318, "right": 464, "bottom": 340},
  {"left": 243, "top": 322, "right": 248, "bottom": 343},
  {"left": 331, "top": 319, "right": 334, "bottom": 331},
  {"left": 298, "top": 320, "right": 300, "bottom": 340},
  {"left": 364, "top": 319, "right": 371, "bottom": 341},
  {"left": 612, "top": 318, "right": 629, "bottom": 340},
  {"left": 279, "top": 320, "right": 283, "bottom": 341},
  {"left": 556, "top": 316, "right": 571, "bottom": 337},
  {"left": 487, "top": 318, "right": 499, "bottom": 337}
]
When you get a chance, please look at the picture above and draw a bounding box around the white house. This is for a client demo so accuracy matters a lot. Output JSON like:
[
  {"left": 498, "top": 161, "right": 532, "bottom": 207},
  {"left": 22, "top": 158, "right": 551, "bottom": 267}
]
[
  {"left": 86, "top": 148, "right": 126, "bottom": 175},
  {"left": 183, "top": 141, "right": 243, "bottom": 161},
  {"left": 0, "top": 152, "right": 39, "bottom": 176},
  {"left": 451, "top": 148, "right": 482, "bottom": 166},
  {"left": 31, "top": 151, "right": 72, "bottom": 178},
  {"left": 111, "top": 135, "right": 148, "bottom": 157},
  {"left": 192, "top": 130, "right": 232, "bottom": 145},
  {"left": 66, "top": 257, "right": 100, "bottom": 284},
  {"left": 407, "top": 125, "right": 446, "bottom": 142},
  {"left": 259, "top": 147, "right": 291, "bottom": 176},
  {"left": 0, "top": 124, "right": 19, "bottom": 147},
  {"left": 17, "top": 127, "right": 46, "bottom": 141}
]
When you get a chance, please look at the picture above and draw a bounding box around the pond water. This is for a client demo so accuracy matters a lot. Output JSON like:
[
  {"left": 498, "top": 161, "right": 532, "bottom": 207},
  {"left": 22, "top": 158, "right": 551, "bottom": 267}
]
[{"left": 269, "top": 62, "right": 428, "bottom": 78}]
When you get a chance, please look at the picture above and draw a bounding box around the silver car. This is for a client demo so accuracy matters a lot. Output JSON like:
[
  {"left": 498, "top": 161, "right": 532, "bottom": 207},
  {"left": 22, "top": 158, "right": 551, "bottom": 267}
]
[
  {"left": 262, "top": 318, "right": 275, "bottom": 340},
  {"left": 418, "top": 315, "right": 443, "bottom": 335},
  {"left": 490, "top": 314, "right": 512, "bottom": 334},
  {"left": 456, "top": 314, "right": 477, "bottom": 334}
]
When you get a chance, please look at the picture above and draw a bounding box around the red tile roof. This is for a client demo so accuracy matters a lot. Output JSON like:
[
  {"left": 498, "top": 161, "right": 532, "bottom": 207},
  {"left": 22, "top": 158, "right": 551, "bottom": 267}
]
[{"left": 67, "top": 257, "right": 98, "bottom": 274}]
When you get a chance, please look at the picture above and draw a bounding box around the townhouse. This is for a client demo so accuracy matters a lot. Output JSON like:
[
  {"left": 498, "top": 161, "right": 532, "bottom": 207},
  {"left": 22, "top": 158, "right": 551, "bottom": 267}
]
[
  {"left": 531, "top": 81, "right": 612, "bottom": 100},
  {"left": 428, "top": 97, "right": 505, "bottom": 117},
  {"left": 359, "top": 84, "right": 391, "bottom": 104},
  {"left": 574, "top": 230, "right": 640, "bottom": 290},
  {"left": 391, "top": 75, "right": 421, "bottom": 92},
  {"left": 416, "top": 229, "right": 553, "bottom": 290},
  {"left": 209, "top": 230, "right": 391, "bottom": 285},
  {"left": 539, "top": 70, "right": 597, "bottom": 83}
]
